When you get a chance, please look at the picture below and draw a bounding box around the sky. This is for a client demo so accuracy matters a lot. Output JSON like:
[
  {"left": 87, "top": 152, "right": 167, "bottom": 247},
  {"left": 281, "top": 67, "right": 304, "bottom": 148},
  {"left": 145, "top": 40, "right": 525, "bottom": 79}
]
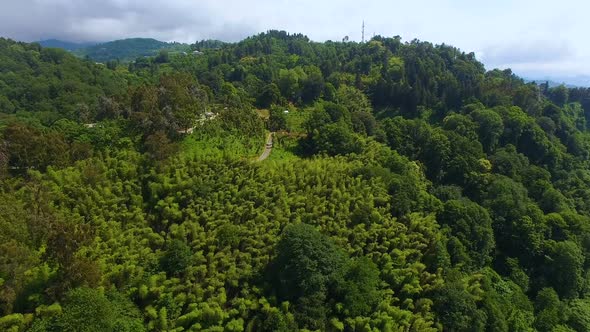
[{"left": 1, "top": 0, "right": 589, "bottom": 84}]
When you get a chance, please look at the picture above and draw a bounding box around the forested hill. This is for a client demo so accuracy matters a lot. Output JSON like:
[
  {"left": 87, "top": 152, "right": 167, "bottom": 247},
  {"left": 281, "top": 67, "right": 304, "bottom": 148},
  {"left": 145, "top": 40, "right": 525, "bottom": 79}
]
[
  {"left": 1, "top": 31, "right": 590, "bottom": 331},
  {"left": 72, "top": 38, "right": 191, "bottom": 62}
]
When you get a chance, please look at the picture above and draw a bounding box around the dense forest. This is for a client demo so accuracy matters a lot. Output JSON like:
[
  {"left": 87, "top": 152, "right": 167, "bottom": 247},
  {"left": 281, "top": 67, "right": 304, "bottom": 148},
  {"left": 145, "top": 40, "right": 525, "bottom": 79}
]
[{"left": 1, "top": 30, "right": 590, "bottom": 331}]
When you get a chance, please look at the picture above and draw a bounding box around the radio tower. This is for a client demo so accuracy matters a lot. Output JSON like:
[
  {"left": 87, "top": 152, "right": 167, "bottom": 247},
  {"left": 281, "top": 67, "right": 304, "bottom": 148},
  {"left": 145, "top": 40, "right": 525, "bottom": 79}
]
[{"left": 361, "top": 20, "right": 365, "bottom": 43}]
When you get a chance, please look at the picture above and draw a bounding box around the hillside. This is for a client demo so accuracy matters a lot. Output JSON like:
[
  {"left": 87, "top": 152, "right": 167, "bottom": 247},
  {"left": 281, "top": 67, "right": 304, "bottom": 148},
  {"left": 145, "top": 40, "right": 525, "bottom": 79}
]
[
  {"left": 73, "top": 37, "right": 190, "bottom": 62},
  {"left": 1, "top": 31, "right": 590, "bottom": 331}
]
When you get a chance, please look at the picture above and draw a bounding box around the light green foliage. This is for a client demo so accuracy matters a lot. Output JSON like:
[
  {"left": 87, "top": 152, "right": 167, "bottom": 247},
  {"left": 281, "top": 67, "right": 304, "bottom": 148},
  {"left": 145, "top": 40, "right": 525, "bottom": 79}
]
[
  {"left": 566, "top": 299, "right": 590, "bottom": 332},
  {"left": 0, "top": 313, "right": 25, "bottom": 331},
  {"left": 29, "top": 288, "right": 145, "bottom": 332},
  {"left": 336, "top": 85, "right": 372, "bottom": 113}
]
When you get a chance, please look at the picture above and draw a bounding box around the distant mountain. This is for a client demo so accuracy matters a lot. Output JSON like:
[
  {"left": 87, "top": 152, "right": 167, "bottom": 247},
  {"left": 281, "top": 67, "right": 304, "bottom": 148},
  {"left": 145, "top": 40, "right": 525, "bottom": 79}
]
[
  {"left": 525, "top": 79, "right": 576, "bottom": 88},
  {"left": 37, "top": 38, "right": 225, "bottom": 63},
  {"left": 37, "top": 39, "right": 97, "bottom": 51},
  {"left": 73, "top": 38, "right": 190, "bottom": 62},
  {"left": 525, "top": 77, "right": 590, "bottom": 88}
]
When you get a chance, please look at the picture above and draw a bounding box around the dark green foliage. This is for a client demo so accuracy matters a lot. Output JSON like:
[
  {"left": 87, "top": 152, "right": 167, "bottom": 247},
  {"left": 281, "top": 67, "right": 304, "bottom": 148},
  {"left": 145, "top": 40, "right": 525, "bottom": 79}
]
[
  {"left": 300, "top": 66, "right": 325, "bottom": 103},
  {"left": 273, "top": 223, "right": 345, "bottom": 328},
  {"left": 351, "top": 110, "right": 377, "bottom": 135},
  {"left": 160, "top": 240, "right": 192, "bottom": 276},
  {"left": 257, "top": 83, "right": 283, "bottom": 108},
  {"left": 154, "top": 50, "right": 170, "bottom": 64},
  {"left": 549, "top": 85, "right": 569, "bottom": 106},
  {"left": 470, "top": 109, "right": 504, "bottom": 152},
  {"left": 545, "top": 241, "right": 584, "bottom": 299},
  {"left": 269, "top": 106, "right": 288, "bottom": 131},
  {"left": 128, "top": 72, "right": 207, "bottom": 136},
  {"left": 143, "top": 130, "right": 178, "bottom": 160},
  {"left": 272, "top": 223, "right": 387, "bottom": 329},
  {"left": 438, "top": 199, "right": 495, "bottom": 269},
  {"left": 333, "top": 257, "right": 381, "bottom": 317},
  {"left": 312, "top": 123, "right": 362, "bottom": 156},
  {"left": 2, "top": 123, "right": 71, "bottom": 170},
  {"left": 432, "top": 272, "right": 480, "bottom": 331},
  {"left": 534, "top": 288, "right": 563, "bottom": 331},
  {"left": 483, "top": 175, "right": 546, "bottom": 261}
]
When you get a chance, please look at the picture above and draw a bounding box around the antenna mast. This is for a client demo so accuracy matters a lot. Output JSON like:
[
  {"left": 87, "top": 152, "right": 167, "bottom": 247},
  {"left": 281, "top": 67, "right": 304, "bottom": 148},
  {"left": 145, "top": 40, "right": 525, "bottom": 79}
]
[{"left": 362, "top": 20, "right": 365, "bottom": 43}]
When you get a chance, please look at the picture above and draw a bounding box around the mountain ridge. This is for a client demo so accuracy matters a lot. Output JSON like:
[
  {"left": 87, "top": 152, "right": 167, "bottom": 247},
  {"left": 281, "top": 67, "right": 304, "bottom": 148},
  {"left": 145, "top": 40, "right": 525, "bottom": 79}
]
[
  {"left": 72, "top": 37, "right": 190, "bottom": 62},
  {"left": 37, "top": 38, "right": 98, "bottom": 51},
  {"left": 36, "top": 36, "right": 589, "bottom": 87}
]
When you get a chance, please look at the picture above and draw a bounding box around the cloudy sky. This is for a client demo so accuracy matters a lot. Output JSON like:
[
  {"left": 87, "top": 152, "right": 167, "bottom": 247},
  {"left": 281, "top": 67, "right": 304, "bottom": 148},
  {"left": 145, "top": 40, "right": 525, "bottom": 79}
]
[{"left": 1, "top": 0, "right": 588, "bottom": 83}]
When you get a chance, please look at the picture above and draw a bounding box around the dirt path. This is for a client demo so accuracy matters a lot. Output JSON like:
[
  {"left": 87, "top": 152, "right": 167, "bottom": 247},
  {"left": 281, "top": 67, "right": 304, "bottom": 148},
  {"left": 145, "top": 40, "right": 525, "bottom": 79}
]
[{"left": 257, "top": 132, "right": 273, "bottom": 161}]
